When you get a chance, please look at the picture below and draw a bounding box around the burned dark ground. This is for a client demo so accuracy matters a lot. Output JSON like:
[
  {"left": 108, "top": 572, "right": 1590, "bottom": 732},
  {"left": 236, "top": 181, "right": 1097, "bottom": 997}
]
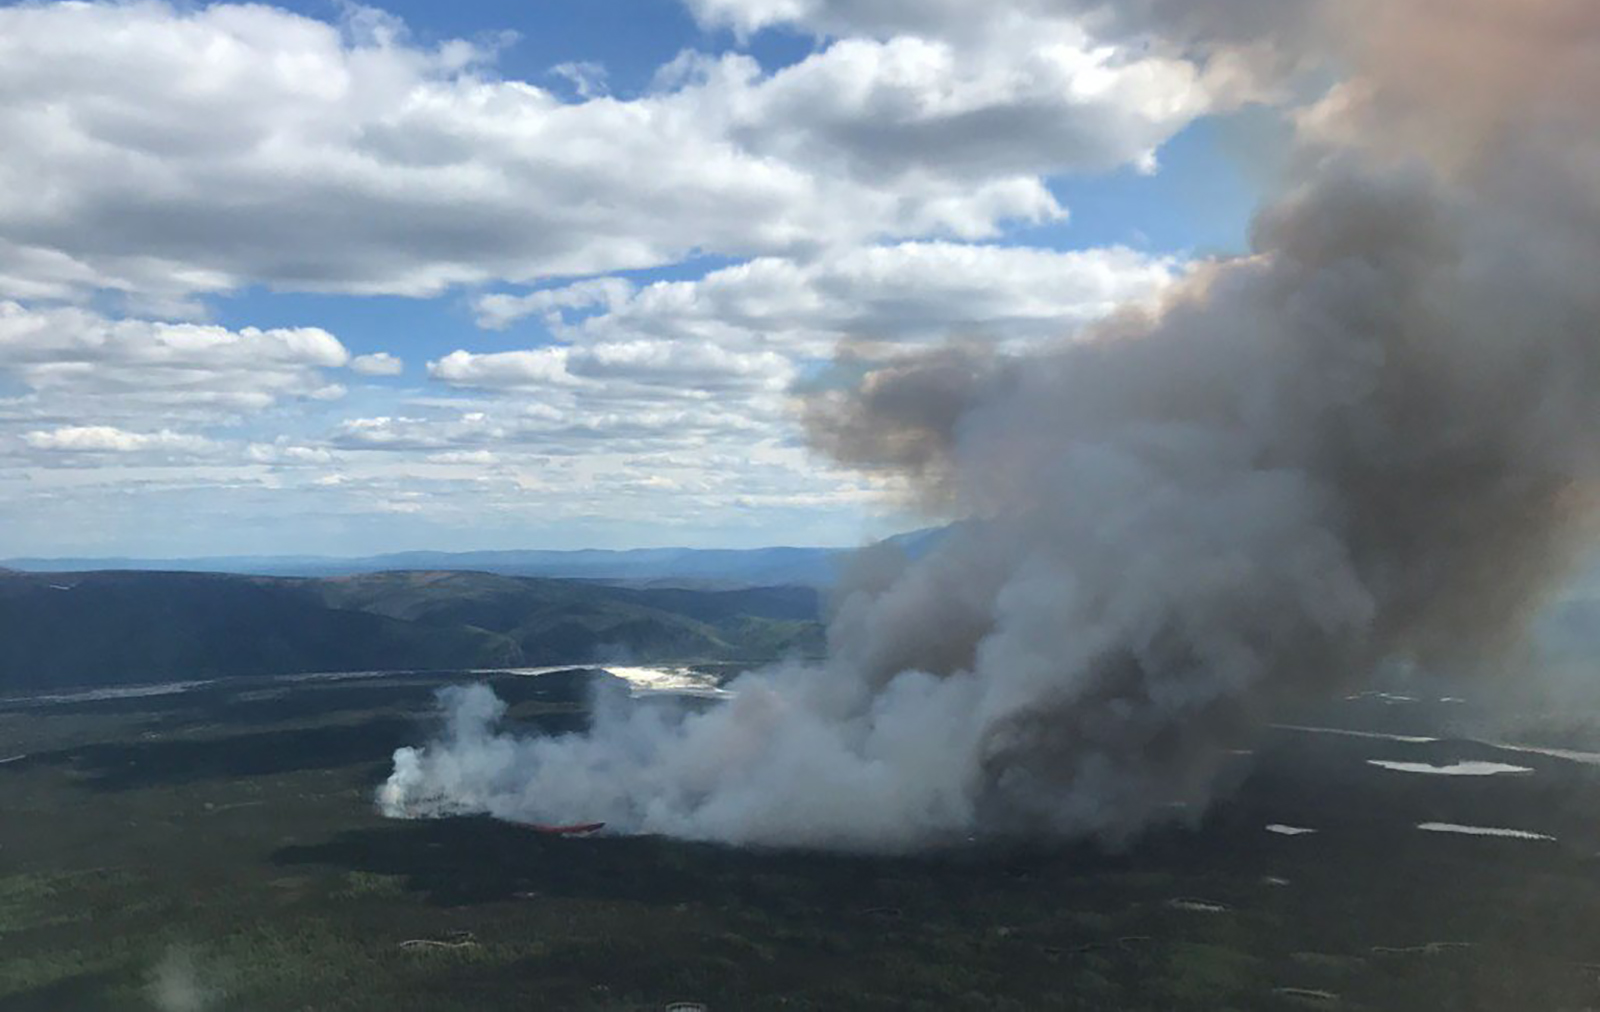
[{"left": 4, "top": 668, "right": 1600, "bottom": 1011}]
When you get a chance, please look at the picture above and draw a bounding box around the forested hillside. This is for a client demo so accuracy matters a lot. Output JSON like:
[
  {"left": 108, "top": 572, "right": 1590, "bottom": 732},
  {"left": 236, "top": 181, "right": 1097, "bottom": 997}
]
[{"left": 0, "top": 569, "right": 823, "bottom": 691}]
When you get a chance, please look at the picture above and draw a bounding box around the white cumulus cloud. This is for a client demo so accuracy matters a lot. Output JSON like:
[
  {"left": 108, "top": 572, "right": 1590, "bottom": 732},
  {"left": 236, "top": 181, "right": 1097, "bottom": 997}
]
[
  {"left": 23, "top": 425, "right": 216, "bottom": 455},
  {"left": 0, "top": 1, "right": 1218, "bottom": 303},
  {"left": 350, "top": 352, "right": 405, "bottom": 376},
  {"left": 477, "top": 242, "right": 1180, "bottom": 354},
  {"left": 0, "top": 301, "right": 354, "bottom": 419}
]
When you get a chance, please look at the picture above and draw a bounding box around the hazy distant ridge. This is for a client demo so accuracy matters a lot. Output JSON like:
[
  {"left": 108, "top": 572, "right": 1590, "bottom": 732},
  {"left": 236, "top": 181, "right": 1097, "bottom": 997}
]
[{"left": 1, "top": 529, "right": 946, "bottom": 588}]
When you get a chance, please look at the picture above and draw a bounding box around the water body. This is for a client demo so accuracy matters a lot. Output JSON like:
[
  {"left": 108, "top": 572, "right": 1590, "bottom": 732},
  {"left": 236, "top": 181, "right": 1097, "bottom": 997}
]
[
  {"left": 1417, "top": 823, "right": 1555, "bottom": 841},
  {"left": 602, "top": 666, "right": 732, "bottom": 698},
  {"left": 497, "top": 664, "right": 732, "bottom": 697},
  {"left": 1344, "top": 691, "right": 1419, "bottom": 705},
  {"left": 277, "top": 669, "right": 402, "bottom": 683},
  {"left": 1367, "top": 760, "right": 1533, "bottom": 776},
  {"left": 1482, "top": 741, "right": 1600, "bottom": 767},
  {"left": 482, "top": 665, "right": 597, "bottom": 678},
  {"left": 1273, "top": 718, "right": 1600, "bottom": 769},
  {"left": 1169, "top": 898, "right": 1230, "bottom": 913},
  {"left": 1, "top": 680, "right": 213, "bottom": 707},
  {"left": 1271, "top": 724, "right": 1439, "bottom": 744}
]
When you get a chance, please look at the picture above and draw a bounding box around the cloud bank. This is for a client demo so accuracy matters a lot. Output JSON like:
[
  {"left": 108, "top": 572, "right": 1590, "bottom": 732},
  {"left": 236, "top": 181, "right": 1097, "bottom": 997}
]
[{"left": 0, "top": 0, "right": 1214, "bottom": 304}]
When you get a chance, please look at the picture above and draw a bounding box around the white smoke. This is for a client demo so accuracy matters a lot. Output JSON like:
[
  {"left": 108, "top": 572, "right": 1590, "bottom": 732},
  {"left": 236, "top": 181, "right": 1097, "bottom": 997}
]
[
  {"left": 148, "top": 947, "right": 215, "bottom": 1012},
  {"left": 381, "top": 0, "right": 1600, "bottom": 852}
]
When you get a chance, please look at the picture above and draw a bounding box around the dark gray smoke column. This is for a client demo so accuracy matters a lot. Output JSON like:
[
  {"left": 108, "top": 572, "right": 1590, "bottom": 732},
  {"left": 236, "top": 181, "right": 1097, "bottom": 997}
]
[{"left": 381, "top": 0, "right": 1600, "bottom": 851}]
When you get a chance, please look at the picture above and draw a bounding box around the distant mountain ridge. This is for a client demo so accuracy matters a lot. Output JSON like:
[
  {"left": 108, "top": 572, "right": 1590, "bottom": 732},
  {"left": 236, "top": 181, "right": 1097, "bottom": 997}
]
[
  {"left": 0, "top": 568, "right": 828, "bottom": 692},
  {"left": 2, "top": 528, "right": 948, "bottom": 589}
]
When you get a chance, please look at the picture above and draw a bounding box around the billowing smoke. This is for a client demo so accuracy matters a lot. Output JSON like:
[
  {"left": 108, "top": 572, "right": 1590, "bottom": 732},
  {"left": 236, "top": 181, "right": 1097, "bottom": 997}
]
[{"left": 381, "top": 0, "right": 1600, "bottom": 851}]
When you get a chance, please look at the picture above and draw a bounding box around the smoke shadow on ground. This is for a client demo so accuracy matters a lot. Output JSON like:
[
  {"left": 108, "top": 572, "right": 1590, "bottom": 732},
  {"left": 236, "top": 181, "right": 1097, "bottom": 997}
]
[
  {"left": 268, "top": 807, "right": 1347, "bottom": 937},
  {"left": 270, "top": 814, "right": 1190, "bottom": 910}
]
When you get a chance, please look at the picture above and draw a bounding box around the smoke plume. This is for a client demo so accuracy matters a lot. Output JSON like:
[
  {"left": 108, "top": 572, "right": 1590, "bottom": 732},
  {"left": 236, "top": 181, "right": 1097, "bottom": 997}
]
[
  {"left": 381, "top": 0, "right": 1600, "bottom": 851},
  {"left": 148, "top": 947, "right": 216, "bottom": 1012}
]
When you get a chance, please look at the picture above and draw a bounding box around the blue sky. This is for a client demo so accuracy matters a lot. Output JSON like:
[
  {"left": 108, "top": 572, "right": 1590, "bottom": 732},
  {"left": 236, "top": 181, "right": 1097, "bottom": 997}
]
[{"left": 0, "top": 0, "right": 1281, "bottom": 558}]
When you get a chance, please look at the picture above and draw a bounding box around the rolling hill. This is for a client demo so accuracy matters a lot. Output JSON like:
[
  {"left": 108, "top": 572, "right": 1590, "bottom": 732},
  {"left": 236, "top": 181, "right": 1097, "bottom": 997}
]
[{"left": 0, "top": 569, "right": 824, "bottom": 692}]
